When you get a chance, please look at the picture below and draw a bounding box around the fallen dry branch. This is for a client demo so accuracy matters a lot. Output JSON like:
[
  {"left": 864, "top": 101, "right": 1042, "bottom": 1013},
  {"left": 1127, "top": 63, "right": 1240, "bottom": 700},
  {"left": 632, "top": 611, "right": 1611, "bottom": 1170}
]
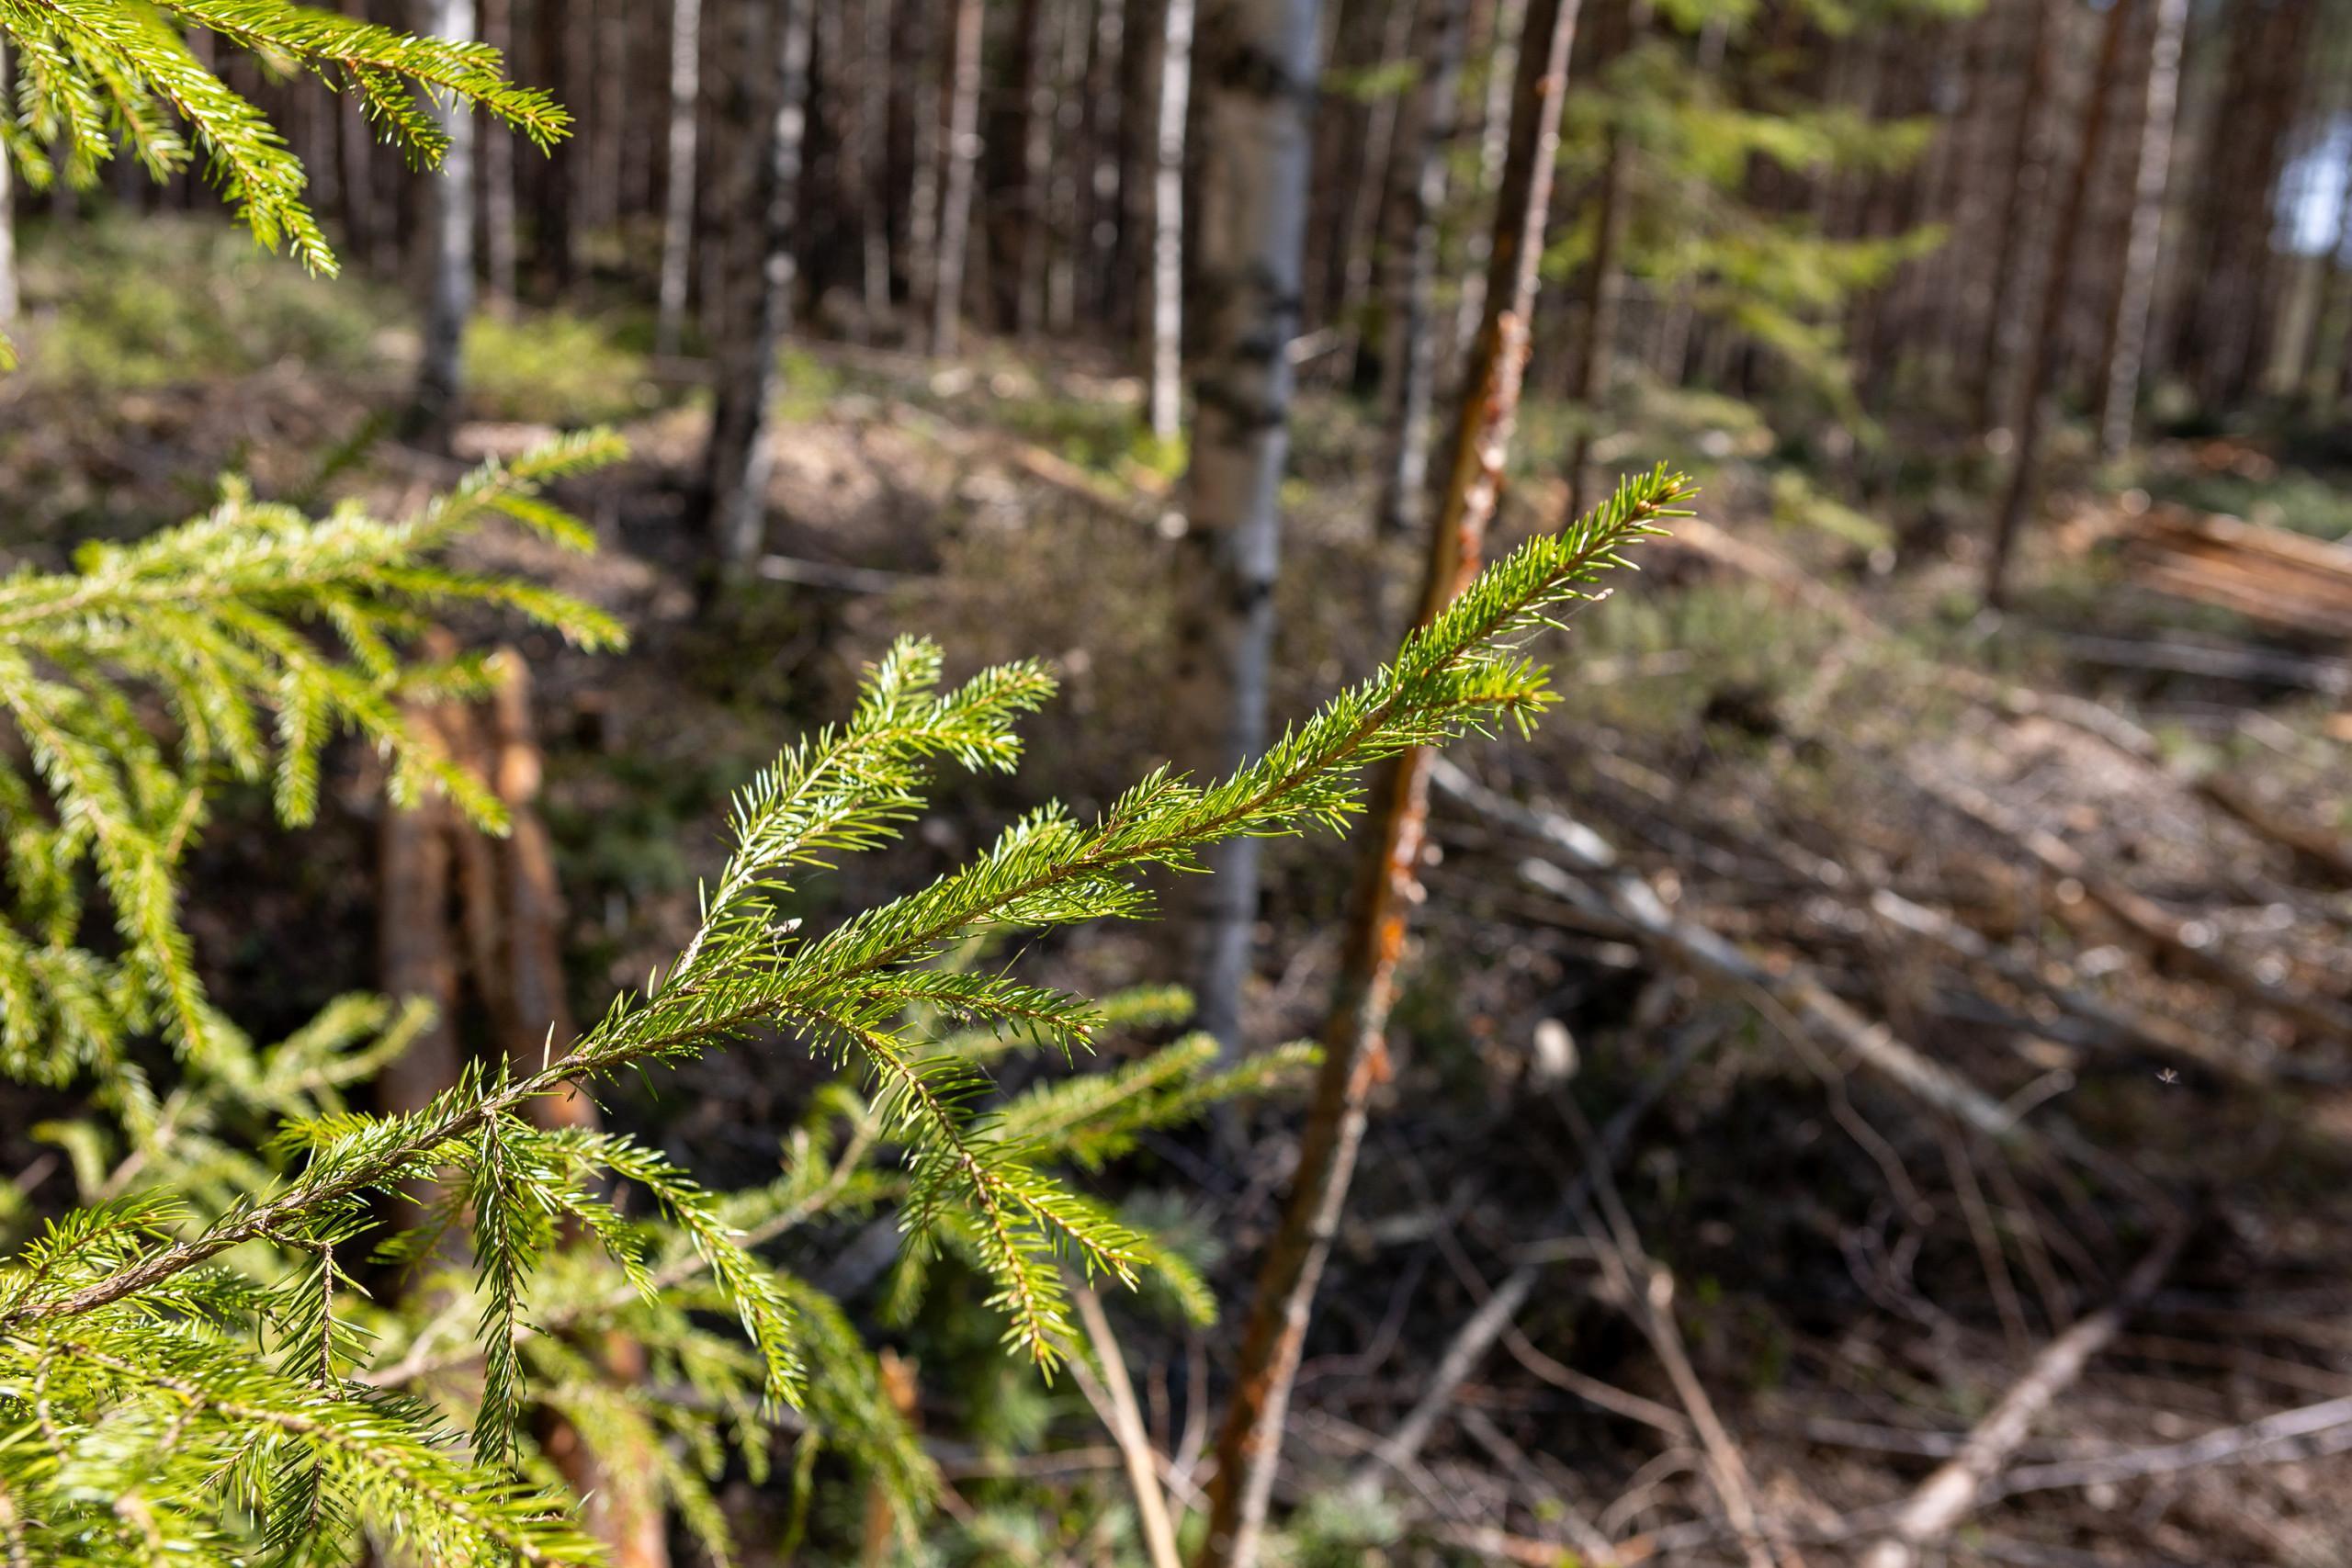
[
  {"left": 1348, "top": 1018, "right": 1717, "bottom": 1488},
  {"left": 1558, "top": 1095, "right": 1787, "bottom": 1568},
  {"left": 1959, "top": 668, "right": 2352, "bottom": 886},
  {"left": 1666, "top": 513, "right": 2352, "bottom": 890},
  {"left": 1453, "top": 1405, "right": 1620, "bottom": 1564},
  {"left": 1856, "top": 1224, "right": 2188, "bottom": 1568},
  {"left": 756, "top": 552, "right": 916, "bottom": 593},
  {"left": 1987, "top": 1393, "right": 2352, "bottom": 1499},
  {"left": 1418, "top": 1520, "right": 1596, "bottom": 1567},
  {"left": 1582, "top": 743, "right": 2286, "bottom": 1089},
  {"left": 2188, "top": 775, "right": 2352, "bottom": 886},
  {"left": 1913, "top": 771, "right": 2352, "bottom": 1046},
  {"left": 1860, "top": 888, "right": 2285, "bottom": 1089},
  {"left": 1430, "top": 756, "right": 2028, "bottom": 1142},
  {"left": 1498, "top": 1323, "right": 1693, "bottom": 1442}
]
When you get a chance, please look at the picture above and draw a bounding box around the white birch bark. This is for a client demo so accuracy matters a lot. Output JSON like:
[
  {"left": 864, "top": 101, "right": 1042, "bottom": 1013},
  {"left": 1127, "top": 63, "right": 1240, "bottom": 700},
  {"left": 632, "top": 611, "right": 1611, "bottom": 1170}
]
[
  {"left": 657, "top": 0, "right": 705, "bottom": 356},
  {"left": 412, "top": 0, "right": 478, "bottom": 449},
  {"left": 1148, "top": 0, "right": 1196, "bottom": 441},
  {"left": 931, "top": 0, "right": 986, "bottom": 355},
  {"left": 1161, "top": 0, "right": 1325, "bottom": 1054},
  {"left": 2098, "top": 0, "right": 2187, "bottom": 458},
  {"left": 702, "top": 0, "right": 816, "bottom": 565}
]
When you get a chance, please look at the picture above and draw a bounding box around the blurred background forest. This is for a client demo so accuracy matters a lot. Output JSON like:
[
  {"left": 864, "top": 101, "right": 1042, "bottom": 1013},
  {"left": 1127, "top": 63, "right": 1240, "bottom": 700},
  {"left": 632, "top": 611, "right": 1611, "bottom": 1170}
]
[{"left": 6, "top": 0, "right": 2352, "bottom": 1563}]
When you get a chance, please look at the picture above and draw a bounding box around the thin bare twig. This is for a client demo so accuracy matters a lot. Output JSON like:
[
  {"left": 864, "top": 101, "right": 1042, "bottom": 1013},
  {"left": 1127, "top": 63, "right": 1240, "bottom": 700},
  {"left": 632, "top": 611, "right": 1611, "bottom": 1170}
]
[
  {"left": 1555, "top": 1094, "right": 1785, "bottom": 1568},
  {"left": 1349, "top": 1016, "right": 1717, "bottom": 1487},
  {"left": 1067, "top": 1278, "right": 1185, "bottom": 1568}
]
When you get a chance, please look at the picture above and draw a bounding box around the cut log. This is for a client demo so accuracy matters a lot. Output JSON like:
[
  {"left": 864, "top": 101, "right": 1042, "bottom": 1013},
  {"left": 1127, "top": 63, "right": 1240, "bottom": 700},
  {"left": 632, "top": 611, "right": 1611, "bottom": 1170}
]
[
  {"left": 1915, "top": 772, "right": 2352, "bottom": 1046},
  {"left": 376, "top": 698, "right": 465, "bottom": 1222},
  {"left": 2123, "top": 506, "right": 2352, "bottom": 640}
]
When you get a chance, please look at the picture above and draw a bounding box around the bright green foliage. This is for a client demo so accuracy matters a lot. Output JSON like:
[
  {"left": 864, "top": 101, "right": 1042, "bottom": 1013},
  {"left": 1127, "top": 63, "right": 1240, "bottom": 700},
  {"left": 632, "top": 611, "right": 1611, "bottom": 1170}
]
[
  {"left": 1541, "top": 0, "right": 1965, "bottom": 425},
  {"left": 0, "top": 432, "right": 623, "bottom": 1154},
  {"left": 0, "top": 0, "right": 562, "bottom": 366},
  {"left": 0, "top": 465, "right": 1686, "bottom": 1563},
  {"left": 0, "top": 0, "right": 561, "bottom": 268}
]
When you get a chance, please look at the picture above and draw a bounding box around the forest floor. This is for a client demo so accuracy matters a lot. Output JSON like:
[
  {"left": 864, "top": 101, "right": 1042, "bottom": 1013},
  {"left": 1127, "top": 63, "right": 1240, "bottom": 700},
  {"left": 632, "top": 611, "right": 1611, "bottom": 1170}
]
[{"left": 7, "top": 218, "right": 2352, "bottom": 1566}]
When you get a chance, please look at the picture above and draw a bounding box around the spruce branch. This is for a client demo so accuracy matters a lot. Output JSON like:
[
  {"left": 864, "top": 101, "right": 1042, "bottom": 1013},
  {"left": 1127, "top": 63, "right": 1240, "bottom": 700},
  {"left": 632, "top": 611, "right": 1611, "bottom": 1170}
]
[
  {"left": 0, "top": 434, "right": 623, "bottom": 1104},
  {"left": 1, "top": 472, "right": 1683, "bottom": 1356},
  {"left": 0, "top": 0, "right": 567, "bottom": 275},
  {"left": 0, "top": 473, "right": 1677, "bottom": 1563}
]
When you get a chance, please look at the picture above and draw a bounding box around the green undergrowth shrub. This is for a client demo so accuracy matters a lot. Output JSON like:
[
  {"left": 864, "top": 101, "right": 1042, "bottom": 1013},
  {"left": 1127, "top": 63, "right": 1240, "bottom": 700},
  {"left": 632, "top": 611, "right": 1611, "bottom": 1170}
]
[
  {"left": 463, "top": 310, "right": 664, "bottom": 427},
  {"left": 15, "top": 217, "right": 386, "bottom": 389}
]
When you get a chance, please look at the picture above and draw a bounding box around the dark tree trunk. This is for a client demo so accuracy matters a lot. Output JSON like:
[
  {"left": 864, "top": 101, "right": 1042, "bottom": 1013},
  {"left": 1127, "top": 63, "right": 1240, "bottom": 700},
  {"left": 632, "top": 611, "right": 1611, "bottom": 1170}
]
[
  {"left": 700, "top": 0, "right": 817, "bottom": 566},
  {"left": 2098, "top": 0, "right": 2188, "bottom": 457},
  {"left": 1970, "top": 0, "right": 2055, "bottom": 436},
  {"left": 1374, "top": 0, "right": 1468, "bottom": 536},
  {"left": 1984, "top": 0, "right": 2135, "bottom": 609}
]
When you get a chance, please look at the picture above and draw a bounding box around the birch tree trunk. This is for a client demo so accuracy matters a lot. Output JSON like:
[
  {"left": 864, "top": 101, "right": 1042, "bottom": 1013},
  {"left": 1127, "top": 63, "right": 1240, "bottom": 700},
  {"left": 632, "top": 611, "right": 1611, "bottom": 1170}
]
[
  {"left": 1984, "top": 0, "right": 2134, "bottom": 609},
  {"left": 931, "top": 0, "right": 986, "bottom": 355},
  {"left": 657, "top": 0, "right": 705, "bottom": 356},
  {"left": 1196, "top": 0, "right": 1582, "bottom": 1561},
  {"left": 701, "top": 0, "right": 816, "bottom": 566},
  {"left": 409, "top": 0, "right": 477, "bottom": 451},
  {"left": 1148, "top": 0, "right": 1196, "bottom": 442},
  {"left": 2098, "top": 0, "right": 2186, "bottom": 459},
  {"left": 856, "top": 0, "right": 896, "bottom": 327},
  {"left": 1157, "top": 0, "right": 1322, "bottom": 1065},
  {"left": 1375, "top": 0, "right": 1468, "bottom": 536},
  {"left": 1046, "top": 0, "right": 1087, "bottom": 331},
  {"left": 479, "top": 0, "right": 518, "bottom": 311}
]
